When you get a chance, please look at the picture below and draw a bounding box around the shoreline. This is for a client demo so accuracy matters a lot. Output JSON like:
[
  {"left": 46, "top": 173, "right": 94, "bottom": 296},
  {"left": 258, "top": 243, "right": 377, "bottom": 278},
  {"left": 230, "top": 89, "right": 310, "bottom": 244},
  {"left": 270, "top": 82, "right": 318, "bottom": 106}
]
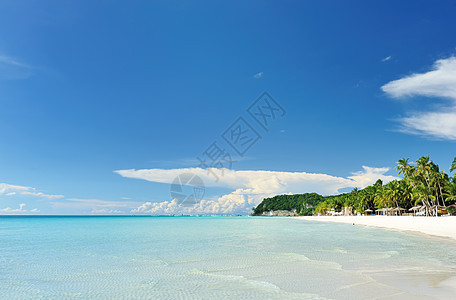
[{"left": 294, "top": 216, "right": 456, "bottom": 241}]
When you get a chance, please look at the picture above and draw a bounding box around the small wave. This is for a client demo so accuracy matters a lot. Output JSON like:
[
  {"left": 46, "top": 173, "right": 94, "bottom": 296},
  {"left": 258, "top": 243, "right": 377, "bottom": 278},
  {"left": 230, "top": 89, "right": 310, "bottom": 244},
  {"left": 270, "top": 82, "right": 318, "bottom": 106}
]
[
  {"left": 319, "top": 248, "right": 348, "bottom": 254},
  {"left": 280, "top": 252, "right": 311, "bottom": 261}
]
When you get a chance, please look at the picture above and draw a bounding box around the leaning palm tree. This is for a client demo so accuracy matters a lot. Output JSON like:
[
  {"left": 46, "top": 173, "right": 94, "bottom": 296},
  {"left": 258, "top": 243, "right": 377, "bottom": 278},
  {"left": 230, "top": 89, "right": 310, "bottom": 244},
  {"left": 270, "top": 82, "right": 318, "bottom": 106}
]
[
  {"left": 397, "top": 158, "right": 411, "bottom": 178},
  {"left": 444, "top": 180, "right": 456, "bottom": 205},
  {"left": 415, "top": 156, "right": 436, "bottom": 209},
  {"left": 437, "top": 170, "right": 449, "bottom": 206},
  {"left": 411, "top": 189, "right": 425, "bottom": 207},
  {"left": 416, "top": 156, "right": 432, "bottom": 186},
  {"left": 428, "top": 163, "right": 444, "bottom": 207},
  {"left": 450, "top": 157, "right": 456, "bottom": 174},
  {"left": 450, "top": 156, "right": 456, "bottom": 194}
]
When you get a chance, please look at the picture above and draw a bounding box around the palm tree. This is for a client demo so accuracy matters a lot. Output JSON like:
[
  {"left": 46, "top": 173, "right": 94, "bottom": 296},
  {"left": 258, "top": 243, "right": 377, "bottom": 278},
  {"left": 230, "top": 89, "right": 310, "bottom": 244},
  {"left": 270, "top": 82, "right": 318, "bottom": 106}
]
[
  {"left": 374, "top": 185, "right": 388, "bottom": 210},
  {"left": 437, "top": 170, "right": 449, "bottom": 206},
  {"left": 312, "top": 155, "right": 456, "bottom": 217},
  {"left": 349, "top": 188, "right": 359, "bottom": 208},
  {"left": 357, "top": 187, "right": 375, "bottom": 213},
  {"left": 396, "top": 158, "right": 411, "bottom": 178},
  {"left": 411, "top": 188, "right": 425, "bottom": 206},
  {"left": 415, "top": 156, "right": 434, "bottom": 209},
  {"left": 383, "top": 181, "right": 398, "bottom": 208},
  {"left": 444, "top": 180, "right": 456, "bottom": 205},
  {"left": 398, "top": 179, "right": 413, "bottom": 209},
  {"left": 450, "top": 156, "right": 456, "bottom": 175}
]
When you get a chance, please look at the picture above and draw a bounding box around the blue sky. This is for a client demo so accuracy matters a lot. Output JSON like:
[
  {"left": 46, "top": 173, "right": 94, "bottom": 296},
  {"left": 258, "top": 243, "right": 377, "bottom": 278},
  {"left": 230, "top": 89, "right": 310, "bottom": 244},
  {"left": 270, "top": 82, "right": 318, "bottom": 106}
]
[{"left": 1, "top": 0, "right": 456, "bottom": 215}]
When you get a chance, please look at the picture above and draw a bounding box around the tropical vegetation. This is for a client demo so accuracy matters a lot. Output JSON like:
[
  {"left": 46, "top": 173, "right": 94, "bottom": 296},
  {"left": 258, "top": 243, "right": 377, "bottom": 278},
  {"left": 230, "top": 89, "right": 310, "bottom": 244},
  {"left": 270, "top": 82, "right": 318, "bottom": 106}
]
[
  {"left": 252, "top": 193, "right": 326, "bottom": 216},
  {"left": 252, "top": 156, "right": 456, "bottom": 216}
]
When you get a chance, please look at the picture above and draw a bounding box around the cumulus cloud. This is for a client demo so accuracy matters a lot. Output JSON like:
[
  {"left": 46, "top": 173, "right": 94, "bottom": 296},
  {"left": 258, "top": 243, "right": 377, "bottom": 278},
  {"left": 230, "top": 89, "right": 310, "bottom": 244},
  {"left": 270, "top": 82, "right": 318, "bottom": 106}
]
[
  {"left": 91, "top": 208, "right": 123, "bottom": 214},
  {"left": 118, "top": 166, "right": 397, "bottom": 215},
  {"left": 382, "top": 56, "right": 456, "bottom": 140},
  {"left": 347, "top": 166, "right": 391, "bottom": 188},
  {"left": 0, "top": 203, "right": 39, "bottom": 214},
  {"left": 131, "top": 189, "right": 263, "bottom": 216},
  {"left": 0, "top": 203, "right": 26, "bottom": 213}
]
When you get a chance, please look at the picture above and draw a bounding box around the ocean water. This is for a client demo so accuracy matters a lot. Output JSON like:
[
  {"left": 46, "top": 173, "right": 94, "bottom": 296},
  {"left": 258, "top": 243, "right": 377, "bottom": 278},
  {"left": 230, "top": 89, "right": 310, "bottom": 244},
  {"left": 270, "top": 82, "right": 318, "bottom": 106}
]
[{"left": 1, "top": 216, "right": 456, "bottom": 299}]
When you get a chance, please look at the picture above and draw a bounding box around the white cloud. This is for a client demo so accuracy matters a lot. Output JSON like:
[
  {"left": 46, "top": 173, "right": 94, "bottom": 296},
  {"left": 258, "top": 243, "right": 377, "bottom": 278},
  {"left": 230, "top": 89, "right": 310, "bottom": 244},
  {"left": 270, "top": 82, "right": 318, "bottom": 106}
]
[
  {"left": 0, "top": 203, "right": 39, "bottom": 214},
  {"left": 0, "top": 54, "right": 32, "bottom": 80},
  {"left": 0, "top": 183, "right": 30, "bottom": 195},
  {"left": 115, "top": 167, "right": 396, "bottom": 194},
  {"left": 118, "top": 166, "right": 397, "bottom": 215},
  {"left": 131, "top": 189, "right": 264, "bottom": 216},
  {"left": 0, "top": 182, "right": 64, "bottom": 199},
  {"left": 0, "top": 55, "right": 29, "bottom": 67},
  {"left": 381, "top": 56, "right": 392, "bottom": 62},
  {"left": 51, "top": 198, "right": 140, "bottom": 213},
  {"left": 20, "top": 191, "right": 64, "bottom": 199},
  {"left": 0, "top": 204, "right": 25, "bottom": 213},
  {"left": 347, "top": 166, "right": 391, "bottom": 188},
  {"left": 398, "top": 110, "right": 456, "bottom": 140},
  {"left": 382, "top": 56, "right": 456, "bottom": 140},
  {"left": 91, "top": 208, "right": 123, "bottom": 214},
  {"left": 253, "top": 72, "right": 264, "bottom": 79},
  {"left": 382, "top": 57, "right": 456, "bottom": 100}
]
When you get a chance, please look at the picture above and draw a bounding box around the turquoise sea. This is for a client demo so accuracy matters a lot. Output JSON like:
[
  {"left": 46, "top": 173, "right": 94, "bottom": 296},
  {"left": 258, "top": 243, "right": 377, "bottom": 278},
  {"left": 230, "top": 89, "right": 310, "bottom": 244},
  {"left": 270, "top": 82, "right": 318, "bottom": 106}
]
[{"left": 1, "top": 216, "right": 456, "bottom": 299}]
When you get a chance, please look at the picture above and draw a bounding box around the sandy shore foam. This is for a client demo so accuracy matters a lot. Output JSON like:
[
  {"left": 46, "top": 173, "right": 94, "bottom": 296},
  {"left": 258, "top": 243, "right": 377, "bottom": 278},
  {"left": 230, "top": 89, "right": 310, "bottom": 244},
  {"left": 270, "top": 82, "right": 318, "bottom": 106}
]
[{"left": 295, "top": 216, "right": 456, "bottom": 241}]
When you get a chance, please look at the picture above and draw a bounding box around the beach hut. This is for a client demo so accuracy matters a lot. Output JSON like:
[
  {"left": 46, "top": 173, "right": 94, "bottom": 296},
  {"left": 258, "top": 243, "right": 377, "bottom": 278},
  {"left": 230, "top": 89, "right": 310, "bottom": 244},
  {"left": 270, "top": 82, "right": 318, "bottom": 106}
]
[
  {"left": 375, "top": 208, "right": 386, "bottom": 215},
  {"left": 409, "top": 206, "right": 422, "bottom": 216},
  {"left": 415, "top": 205, "right": 427, "bottom": 216},
  {"left": 364, "top": 209, "right": 373, "bottom": 216},
  {"left": 386, "top": 207, "right": 394, "bottom": 216},
  {"left": 393, "top": 207, "right": 406, "bottom": 216}
]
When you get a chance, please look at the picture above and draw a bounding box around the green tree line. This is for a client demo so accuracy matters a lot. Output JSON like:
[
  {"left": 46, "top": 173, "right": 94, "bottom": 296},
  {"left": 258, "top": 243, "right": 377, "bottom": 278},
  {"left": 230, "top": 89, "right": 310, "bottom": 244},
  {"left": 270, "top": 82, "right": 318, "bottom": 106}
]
[
  {"left": 316, "top": 156, "right": 456, "bottom": 215},
  {"left": 252, "top": 193, "right": 327, "bottom": 216},
  {"left": 253, "top": 156, "right": 456, "bottom": 216}
]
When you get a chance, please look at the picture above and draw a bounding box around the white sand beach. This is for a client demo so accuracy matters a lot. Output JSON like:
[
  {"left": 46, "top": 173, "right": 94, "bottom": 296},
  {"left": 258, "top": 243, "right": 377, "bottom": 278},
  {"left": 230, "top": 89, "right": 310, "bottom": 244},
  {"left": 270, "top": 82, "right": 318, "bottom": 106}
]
[{"left": 296, "top": 216, "right": 456, "bottom": 241}]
